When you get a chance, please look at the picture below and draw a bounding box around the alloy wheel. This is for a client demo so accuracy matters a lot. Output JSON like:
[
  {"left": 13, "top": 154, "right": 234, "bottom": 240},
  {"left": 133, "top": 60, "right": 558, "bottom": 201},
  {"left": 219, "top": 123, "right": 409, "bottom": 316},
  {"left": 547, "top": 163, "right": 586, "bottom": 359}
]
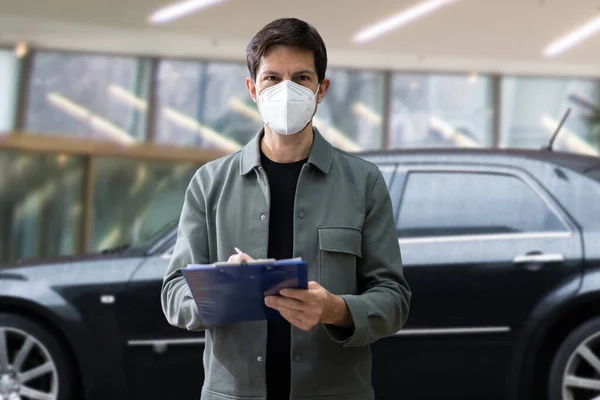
[
  {"left": 0, "top": 327, "right": 58, "bottom": 400},
  {"left": 562, "top": 331, "right": 600, "bottom": 400}
]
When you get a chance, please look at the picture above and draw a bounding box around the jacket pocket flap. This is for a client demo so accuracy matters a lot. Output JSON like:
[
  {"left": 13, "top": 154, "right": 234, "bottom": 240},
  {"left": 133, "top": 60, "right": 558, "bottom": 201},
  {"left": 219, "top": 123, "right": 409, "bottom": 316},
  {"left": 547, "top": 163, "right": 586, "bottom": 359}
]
[{"left": 318, "top": 227, "right": 362, "bottom": 257}]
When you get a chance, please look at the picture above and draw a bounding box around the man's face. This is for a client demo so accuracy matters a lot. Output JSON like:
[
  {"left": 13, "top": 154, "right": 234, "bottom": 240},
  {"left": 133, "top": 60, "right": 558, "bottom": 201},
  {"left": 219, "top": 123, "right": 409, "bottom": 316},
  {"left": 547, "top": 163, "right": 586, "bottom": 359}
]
[{"left": 246, "top": 45, "right": 330, "bottom": 105}]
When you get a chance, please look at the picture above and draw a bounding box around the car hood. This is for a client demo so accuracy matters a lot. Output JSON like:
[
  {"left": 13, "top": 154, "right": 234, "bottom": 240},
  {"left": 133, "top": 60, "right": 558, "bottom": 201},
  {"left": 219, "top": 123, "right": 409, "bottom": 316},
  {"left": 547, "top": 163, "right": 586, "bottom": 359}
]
[{"left": 0, "top": 248, "right": 146, "bottom": 270}]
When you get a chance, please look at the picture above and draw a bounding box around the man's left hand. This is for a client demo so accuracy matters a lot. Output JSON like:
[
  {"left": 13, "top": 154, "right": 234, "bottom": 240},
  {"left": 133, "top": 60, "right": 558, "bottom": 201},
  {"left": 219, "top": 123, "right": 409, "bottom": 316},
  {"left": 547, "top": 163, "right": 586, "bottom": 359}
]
[{"left": 264, "top": 281, "right": 353, "bottom": 331}]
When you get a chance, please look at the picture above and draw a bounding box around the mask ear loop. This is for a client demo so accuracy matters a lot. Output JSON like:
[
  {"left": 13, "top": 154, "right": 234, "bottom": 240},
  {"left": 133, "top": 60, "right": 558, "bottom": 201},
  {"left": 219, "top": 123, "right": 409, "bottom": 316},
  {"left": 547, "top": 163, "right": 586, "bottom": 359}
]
[
  {"left": 313, "top": 83, "right": 321, "bottom": 100},
  {"left": 309, "top": 83, "right": 321, "bottom": 120}
]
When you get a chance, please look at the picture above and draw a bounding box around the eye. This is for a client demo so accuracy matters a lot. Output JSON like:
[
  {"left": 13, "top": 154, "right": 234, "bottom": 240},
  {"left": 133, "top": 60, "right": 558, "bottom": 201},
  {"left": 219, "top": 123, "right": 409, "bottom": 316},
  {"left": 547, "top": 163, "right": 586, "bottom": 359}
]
[
  {"left": 265, "top": 75, "right": 280, "bottom": 82},
  {"left": 296, "top": 75, "right": 310, "bottom": 82}
]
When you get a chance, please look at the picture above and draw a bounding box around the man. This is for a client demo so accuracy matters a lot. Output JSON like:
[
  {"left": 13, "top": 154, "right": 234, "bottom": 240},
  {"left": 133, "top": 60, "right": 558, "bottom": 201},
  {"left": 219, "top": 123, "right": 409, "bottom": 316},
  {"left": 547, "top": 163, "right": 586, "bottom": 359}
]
[{"left": 161, "top": 17, "right": 411, "bottom": 400}]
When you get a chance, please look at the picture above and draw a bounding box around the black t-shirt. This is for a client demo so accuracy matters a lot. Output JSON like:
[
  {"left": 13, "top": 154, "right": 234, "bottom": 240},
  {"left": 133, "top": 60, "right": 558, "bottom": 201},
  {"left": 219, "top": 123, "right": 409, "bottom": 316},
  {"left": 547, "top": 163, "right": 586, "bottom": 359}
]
[{"left": 260, "top": 150, "right": 307, "bottom": 400}]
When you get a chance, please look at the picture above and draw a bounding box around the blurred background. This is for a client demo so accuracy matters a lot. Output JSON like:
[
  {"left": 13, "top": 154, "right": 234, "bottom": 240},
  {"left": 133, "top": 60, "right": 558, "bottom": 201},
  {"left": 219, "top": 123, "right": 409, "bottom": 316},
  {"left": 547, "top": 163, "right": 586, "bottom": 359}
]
[{"left": 1, "top": 0, "right": 600, "bottom": 264}]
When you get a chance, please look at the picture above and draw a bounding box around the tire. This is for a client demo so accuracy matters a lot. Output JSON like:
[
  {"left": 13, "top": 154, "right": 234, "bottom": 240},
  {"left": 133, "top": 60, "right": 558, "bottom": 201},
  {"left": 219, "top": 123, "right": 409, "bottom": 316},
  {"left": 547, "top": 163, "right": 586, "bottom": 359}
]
[
  {"left": 0, "top": 312, "right": 76, "bottom": 400},
  {"left": 549, "top": 317, "right": 600, "bottom": 400}
]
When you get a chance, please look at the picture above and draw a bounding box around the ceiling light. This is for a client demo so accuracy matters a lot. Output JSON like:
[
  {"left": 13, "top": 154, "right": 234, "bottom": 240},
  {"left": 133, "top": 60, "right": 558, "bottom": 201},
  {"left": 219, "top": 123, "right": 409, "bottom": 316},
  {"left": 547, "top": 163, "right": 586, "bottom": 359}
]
[
  {"left": 14, "top": 42, "right": 29, "bottom": 58},
  {"left": 47, "top": 92, "right": 135, "bottom": 145},
  {"left": 162, "top": 107, "right": 242, "bottom": 152},
  {"left": 429, "top": 116, "right": 479, "bottom": 147},
  {"left": 149, "top": 0, "right": 227, "bottom": 24},
  {"left": 544, "top": 14, "right": 600, "bottom": 57},
  {"left": 352, "top": 103, "right": 383, "bottom": 125},
  {"left": 353, "top": 0, "right": 461, "bottom": 43},
  {"left": 108, "top": 85, "right": 148, "bottom": 111}
]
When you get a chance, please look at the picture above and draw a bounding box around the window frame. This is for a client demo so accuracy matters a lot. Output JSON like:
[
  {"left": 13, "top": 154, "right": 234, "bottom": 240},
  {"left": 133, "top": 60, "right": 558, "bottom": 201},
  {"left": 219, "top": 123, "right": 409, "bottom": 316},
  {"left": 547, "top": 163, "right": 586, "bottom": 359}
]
[
  {"left": 0, "top": 48, "right": 20, "bottom": 132},
  {"left": 394, "top": 164, "right": 574, "bottom": 244}
]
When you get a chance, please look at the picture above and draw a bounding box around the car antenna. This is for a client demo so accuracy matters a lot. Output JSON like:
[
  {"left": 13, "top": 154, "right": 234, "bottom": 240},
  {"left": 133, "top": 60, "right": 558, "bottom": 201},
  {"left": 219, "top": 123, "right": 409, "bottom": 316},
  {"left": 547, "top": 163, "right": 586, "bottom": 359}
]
[{"left": 542, "top": 107, "right": 571, "bottom": 152}]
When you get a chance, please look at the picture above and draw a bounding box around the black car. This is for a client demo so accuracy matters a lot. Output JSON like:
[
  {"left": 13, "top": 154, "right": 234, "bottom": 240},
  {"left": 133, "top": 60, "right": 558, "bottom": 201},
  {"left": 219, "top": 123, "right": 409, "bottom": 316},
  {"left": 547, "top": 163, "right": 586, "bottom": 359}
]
[{"left": 1, "top": 148, "right": 600, "bottom": 400}]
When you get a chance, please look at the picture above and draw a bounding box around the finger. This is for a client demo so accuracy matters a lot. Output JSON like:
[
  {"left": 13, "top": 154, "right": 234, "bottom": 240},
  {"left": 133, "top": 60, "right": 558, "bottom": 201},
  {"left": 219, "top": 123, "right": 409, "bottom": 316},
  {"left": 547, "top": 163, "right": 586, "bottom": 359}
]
[
  {"left": 280, "top": 312, "right": 313, "bottom": 332},
  {"left": 281, "top": 314, "right": 305, "bottom": 329},
  {"left": 279, "top": 287, "right": 311, "bottom": 301},
  {"left": 308, "top": 281, "right": 321, "bottom": 290},
  {"left": 227, "top": 253, "right": 253, "bottom": 263},
  {"left": 265, "top": 296, "right": 307, "bottom": 312},
  {"left": 229, "top": 253, "right": 252, "bottom": 262},
  {"left": 279, "top": 307, "right": 305, "bottom": 321},
  {"left": 281, "top": 281, "right": 323, "bottom": 299},
  {"left": 279, "top": 310, "right": 307, "bottom": 327}
]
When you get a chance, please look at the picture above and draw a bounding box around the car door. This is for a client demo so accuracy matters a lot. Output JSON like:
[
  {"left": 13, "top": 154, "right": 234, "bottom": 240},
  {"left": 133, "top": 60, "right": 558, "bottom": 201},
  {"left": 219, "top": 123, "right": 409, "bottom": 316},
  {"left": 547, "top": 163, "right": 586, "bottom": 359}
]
[
  {"left": 371, "top": 163, "right": 583, "bottom": 400},
  {"left": 122, "top": 247, "right": 205, "bottom": 400}
]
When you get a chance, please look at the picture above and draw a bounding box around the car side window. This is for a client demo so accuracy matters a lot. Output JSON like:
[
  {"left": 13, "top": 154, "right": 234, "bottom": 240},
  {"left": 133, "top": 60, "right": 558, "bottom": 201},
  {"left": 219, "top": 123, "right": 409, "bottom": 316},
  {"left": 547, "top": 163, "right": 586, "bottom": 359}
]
[{"left": 397, "top": 171, "right": 568, "bottom": 239}]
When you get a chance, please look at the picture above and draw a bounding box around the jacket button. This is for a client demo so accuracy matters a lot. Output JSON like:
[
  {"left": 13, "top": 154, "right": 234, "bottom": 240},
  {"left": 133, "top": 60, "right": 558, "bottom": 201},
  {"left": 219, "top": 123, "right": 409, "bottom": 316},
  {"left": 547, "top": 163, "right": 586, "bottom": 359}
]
[
  {"left": 260, "top": 214, "right": 266, "bottom": 220},
  {"left": 257, "top": 356, "right": 262, "bottom": 362},
  {"left": 298, "top": 212, "right": 305, "bottom": 219},
  {"left": 294, "top": 355, "right": 301, "bottom": 362}
]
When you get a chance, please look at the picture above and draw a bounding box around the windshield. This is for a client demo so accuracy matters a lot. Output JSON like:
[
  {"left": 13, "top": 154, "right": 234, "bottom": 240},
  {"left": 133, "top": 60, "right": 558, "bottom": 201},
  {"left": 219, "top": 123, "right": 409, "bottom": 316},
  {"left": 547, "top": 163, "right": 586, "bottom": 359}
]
[{"left": 131, "top": 218, "right": 178, "bottom": 249}]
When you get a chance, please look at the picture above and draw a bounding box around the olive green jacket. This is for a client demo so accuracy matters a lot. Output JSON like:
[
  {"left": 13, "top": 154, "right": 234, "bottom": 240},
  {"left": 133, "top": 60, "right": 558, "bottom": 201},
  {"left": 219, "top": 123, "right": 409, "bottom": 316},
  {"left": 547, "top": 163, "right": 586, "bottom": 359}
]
[{"left": 161, "top": 127, "right": 411, "bottom": 400}]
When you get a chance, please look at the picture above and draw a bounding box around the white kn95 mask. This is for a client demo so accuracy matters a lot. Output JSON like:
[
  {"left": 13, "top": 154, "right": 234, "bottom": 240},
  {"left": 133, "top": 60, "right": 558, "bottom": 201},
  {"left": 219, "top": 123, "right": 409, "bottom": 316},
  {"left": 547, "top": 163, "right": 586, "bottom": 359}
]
[{"left": 257, "top": 80, "right": 320, "bottom": 135}]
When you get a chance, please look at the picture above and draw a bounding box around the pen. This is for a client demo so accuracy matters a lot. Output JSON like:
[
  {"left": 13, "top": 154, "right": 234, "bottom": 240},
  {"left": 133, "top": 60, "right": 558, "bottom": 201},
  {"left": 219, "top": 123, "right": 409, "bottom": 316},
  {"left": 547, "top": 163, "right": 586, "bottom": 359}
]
[{"left": 234, "top": 247, "right": 243, "bottom": 254}]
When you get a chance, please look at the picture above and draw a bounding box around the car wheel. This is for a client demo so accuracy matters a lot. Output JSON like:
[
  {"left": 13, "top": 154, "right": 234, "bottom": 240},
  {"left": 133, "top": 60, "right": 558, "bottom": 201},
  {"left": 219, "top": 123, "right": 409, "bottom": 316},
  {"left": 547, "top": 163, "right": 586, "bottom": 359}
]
[
  {"left": 549, "top": 317, "right": 600, "bottom": 400},
  {"left": 0, "top": 312, "right": 76, "bottom": 400}
]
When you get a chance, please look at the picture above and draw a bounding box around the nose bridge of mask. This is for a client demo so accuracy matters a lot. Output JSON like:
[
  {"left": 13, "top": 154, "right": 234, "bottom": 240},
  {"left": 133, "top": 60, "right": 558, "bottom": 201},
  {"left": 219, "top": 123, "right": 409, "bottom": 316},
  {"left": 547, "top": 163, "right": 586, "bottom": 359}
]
[
  {"left": 258, "top": 79, "right": 318, "bottom": 135},
  {"left": 286, "top": 81, "right": 312, "bottom": 101},
  {"left": 263, "top": 81, "right": 286, "bottom": 99},
  {"left": 260, "top": 79, "right": 317, "bottom": 100},
  {"left": 294, "top": 80, "right": 320, "bottom": 99}
]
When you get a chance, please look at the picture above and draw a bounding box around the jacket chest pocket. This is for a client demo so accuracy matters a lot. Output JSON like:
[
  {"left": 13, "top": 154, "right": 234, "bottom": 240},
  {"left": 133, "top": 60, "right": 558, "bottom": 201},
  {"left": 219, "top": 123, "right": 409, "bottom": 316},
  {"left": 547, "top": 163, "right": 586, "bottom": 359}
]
[{"left": 317, "top": 226, "right": 362, "bottom": 295}]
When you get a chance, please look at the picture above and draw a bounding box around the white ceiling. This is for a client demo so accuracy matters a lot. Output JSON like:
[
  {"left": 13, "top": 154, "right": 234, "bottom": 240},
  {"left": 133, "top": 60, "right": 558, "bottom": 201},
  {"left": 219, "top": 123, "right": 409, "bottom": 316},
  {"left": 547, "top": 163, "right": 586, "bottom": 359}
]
[{"left": 1, "top": 0, "right": 600, "bottom": 76}]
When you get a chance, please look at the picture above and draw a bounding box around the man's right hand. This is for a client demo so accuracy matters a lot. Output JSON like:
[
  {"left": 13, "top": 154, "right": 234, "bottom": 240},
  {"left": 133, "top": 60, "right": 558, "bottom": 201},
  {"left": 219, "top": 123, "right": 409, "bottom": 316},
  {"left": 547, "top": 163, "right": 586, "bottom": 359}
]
[{"left": 227, "top": 252, "right": 253, "bottom": 263}]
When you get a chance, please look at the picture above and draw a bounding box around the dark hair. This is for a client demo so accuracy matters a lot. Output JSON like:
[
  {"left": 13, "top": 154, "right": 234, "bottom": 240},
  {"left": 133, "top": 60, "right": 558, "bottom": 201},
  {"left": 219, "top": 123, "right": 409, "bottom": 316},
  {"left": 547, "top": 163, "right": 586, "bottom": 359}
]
[{"left": 246, "top": 18, "right": 328, "bottom": 83}]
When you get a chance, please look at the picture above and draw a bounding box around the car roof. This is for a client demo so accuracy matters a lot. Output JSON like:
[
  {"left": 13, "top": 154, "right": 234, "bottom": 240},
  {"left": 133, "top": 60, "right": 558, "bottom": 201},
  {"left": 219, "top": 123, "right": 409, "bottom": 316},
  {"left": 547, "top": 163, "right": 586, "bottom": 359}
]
[{"left": 356, "top": 148, "right": 600, "bottom": 175}]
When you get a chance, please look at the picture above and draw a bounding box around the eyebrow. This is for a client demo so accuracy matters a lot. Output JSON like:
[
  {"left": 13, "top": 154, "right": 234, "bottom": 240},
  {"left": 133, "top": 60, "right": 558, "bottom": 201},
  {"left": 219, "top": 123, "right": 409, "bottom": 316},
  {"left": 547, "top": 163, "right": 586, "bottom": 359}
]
[
  {"left": 260, "top": 70, "right": 316, "bottom": 77},
  {"left": 293, "top": 70, "right": 316, "bottom": 76},
  {"left": 261, "top": 70, "right": 282, "bottom": 77}
]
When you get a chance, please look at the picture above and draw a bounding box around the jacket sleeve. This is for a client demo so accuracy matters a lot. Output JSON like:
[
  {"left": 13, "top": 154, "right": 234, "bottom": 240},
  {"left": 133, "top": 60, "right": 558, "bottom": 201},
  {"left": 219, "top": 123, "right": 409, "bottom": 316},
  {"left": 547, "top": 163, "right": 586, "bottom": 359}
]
[
  {"left": 161, "top": 169, "right": 211, "bottom": 331},
  {"left": 325, "top": 169, "right": 411, "bottom": 346}
]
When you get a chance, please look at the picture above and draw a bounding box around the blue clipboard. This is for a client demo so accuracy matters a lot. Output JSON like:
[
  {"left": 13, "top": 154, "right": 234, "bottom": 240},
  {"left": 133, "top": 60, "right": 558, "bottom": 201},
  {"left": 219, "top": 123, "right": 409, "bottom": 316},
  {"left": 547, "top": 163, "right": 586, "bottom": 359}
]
[{"left": 182, "top": 258, "right": 308, "bottom": 326}]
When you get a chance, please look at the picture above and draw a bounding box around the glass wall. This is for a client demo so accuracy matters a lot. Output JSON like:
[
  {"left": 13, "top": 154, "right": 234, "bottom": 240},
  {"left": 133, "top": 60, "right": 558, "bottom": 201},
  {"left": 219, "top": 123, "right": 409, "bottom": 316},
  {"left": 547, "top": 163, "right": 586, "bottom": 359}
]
[
  {"left": 0, "top": 150, "right": 83, "bottom": 263},
  {"left": 155, "top": 60, "right": 260, "bottom": 151},
  {"left": 4, "top": 47, "right": 600, "bottom": 263},
  {"left": 10, "top": 48, "right": 600, "bottom": 156},
  {"left": 26, "top": 51, "right": 149, "bottom": 143},
  {"left": 501, "top": 76, "right": 600, "bottom": 155},
  {"left": 389, "top": 73, "right": 495, "bottom": 148},
  {"left": 91, "top": 157, "right": 200, "bottom": 252},
  {"left": 316, "top": 69, "right": 385, "bottom": 151},
  {"left": 0, "top": 50, "right": 19, "bottom": 133},
  {"left": 155, "top": 62, "right": 386, "bottom": 151}
]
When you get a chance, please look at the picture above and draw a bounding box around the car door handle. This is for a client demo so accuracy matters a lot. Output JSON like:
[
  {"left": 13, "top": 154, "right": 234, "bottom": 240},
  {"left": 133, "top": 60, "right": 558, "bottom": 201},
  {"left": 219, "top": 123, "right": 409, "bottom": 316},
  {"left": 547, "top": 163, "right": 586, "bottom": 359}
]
[{"left": 513, "top": 253, "right": 565, "bottom": 264}]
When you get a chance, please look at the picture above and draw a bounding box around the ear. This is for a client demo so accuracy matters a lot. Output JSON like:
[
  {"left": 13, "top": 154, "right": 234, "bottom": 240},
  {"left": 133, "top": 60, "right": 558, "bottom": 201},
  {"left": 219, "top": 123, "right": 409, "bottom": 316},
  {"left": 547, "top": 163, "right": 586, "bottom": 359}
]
[
  {"left": 316, "top": 78, "right": 331, "bottom": 104},
  {"left": 246, "top": 77, "right": 258, "bottom": 103}
]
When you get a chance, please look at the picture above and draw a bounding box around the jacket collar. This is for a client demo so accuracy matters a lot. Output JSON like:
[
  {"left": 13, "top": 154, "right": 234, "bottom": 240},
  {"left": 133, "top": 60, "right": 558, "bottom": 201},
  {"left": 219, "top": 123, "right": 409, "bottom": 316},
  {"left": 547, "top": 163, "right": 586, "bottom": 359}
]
[{"left": 240, "top": 126, "right": 332, "bottom": 176}]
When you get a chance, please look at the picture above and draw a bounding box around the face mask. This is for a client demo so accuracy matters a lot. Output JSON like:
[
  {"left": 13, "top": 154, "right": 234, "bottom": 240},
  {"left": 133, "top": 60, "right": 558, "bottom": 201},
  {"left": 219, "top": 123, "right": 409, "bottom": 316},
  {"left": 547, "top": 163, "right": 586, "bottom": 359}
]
[{"left": 257, "top": 80, "right": 320, "bottom": 135}]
